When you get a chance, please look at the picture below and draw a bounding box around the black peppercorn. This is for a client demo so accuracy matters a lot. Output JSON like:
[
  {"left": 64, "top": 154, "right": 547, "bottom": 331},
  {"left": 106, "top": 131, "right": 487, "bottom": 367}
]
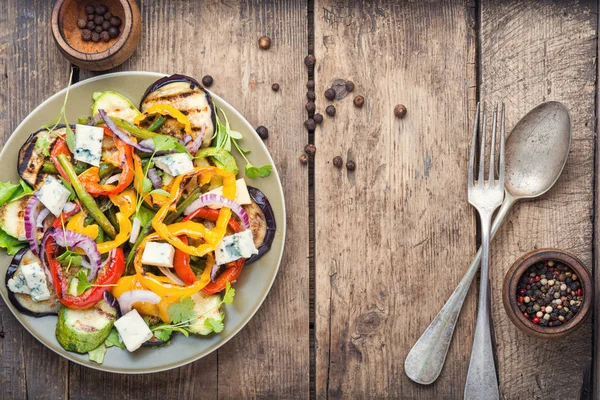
[
  {"left": 304, "top": 144, "right": 316, "bottom": 156},
  {"left": 256, "top": 126, "right": 269, "bottom": 140},
  {"left": 304, "top": 119, "right": 315, "bottom": 131},
  {"left": 345, "top": 81, "right": 355, "bottom": 92},
  {"left": 110, "top": 16, "right": 122, "bottom": 27},
  {"left": 333, "top": 156, "right": 343, "bottom": 168},
  {"left": 94, "top": 15, "right": 104, "bottom": 25},
  {"left": 104, "top": 12, "right": 112, "bottom": 20},
  {"left": 258, "top": 36, "right": 271, "bottom": 50},
  {"left": 306, "top": 102, "right": 316, "bottom": 114},
  {"left": 353, "top": 95, "right": 365, "bottom": 108},
  {"left": 324, "top": 88, "right": 336, "bottom": 101},
  {"left": 87, "top": 14, "right": 95, "bottom": 21},
  {"left": 313, "top": 113, "right": 323, "bottom": 124},
  {"left": 95, "top": 5, "right": 108, "bottom": 15},
  {"left": 299, "top": 154, "right": 309, "bottom": 165},
  {"left": 81, "top": 29, "right": 92, "bottom": 42},
  {"left": 101, "top": 31, "right": 110, "bottom": 42},
  {"left": 102, "top": 20, "right": 111, "bottom": 30},
  {"left": 202, "top": 75, "right": 213, "bottom": 87},
  {"left": 304, "top": 55, "right": 316, "bottom": 68},
  {"left": 86, "top": 21, "right": 96, "bottom": 30},
  {"left": 325, "top": 105, "right": 336, "bottom": 116},
  {"left": 77, "top": 18, "right": 87, "bottom": 29},
  {"left": 306, "top": 91, "right": 315, "bottom": 101},
  {"left": 394, "top": 104, "right": 407, "bottom": 118},
  {"left": 307, "top": 80, "right": 315, "bottom": 90},
  {"left": 91, "top": 32, "right": 101, "bottom": 43},
  {"left": 85, "top": 5, "right": 95, "bottom": 14},
  {"left": 271, "top": 83, "right": 280, "bottom": 92},
  {"left": 108, "top": 26, "right": 119, "bottom": 38},
  {"left": 94, "top": 25, "right": 103, "bottom": 34},
  {"left": 346, "top": 160, "right": 356, "bottom": 171}
]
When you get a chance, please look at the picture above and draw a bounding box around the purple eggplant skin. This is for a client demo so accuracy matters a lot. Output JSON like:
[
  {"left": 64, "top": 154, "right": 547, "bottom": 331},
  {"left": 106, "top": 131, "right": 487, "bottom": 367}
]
[
  {"left": 245, "top": 187, "right": 276, "bottom": 265},
  {"left": 5, "top": 247, "right": 61, "bottom": 317},
  {"left": 142, "top": 335, "right": 170, "bottom": 347}
]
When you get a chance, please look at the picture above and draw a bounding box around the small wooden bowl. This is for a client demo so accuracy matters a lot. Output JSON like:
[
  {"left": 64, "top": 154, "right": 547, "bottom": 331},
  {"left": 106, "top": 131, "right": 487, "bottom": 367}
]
[
  {"left": 502, "top": 249, "right": 592, "bottom": 339},
  {"left": 51, "top": 0, "right": 141, "bottom": 71}
]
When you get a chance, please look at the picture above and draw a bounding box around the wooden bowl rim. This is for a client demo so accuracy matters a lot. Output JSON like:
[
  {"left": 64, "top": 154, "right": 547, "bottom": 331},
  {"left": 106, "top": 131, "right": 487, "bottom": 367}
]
[
  {"left": 51, "top": 0, "right": 134, "bottom": 62},
  {"left": 502, "top": 248, "right": 592, "bottom": 339}
]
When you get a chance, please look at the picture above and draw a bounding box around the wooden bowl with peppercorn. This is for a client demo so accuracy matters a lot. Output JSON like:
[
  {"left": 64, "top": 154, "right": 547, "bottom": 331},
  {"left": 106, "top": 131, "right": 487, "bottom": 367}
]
[
  {"left": 502, "top": 249, "right": 592, "bottom": 339},
  {"left": 51, "top": 0, "right": 141, "bottom": 71}
]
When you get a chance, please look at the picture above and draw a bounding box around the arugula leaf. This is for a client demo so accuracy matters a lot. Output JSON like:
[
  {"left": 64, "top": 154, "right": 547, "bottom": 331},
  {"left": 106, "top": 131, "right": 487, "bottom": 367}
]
[
  {"left": 222, "top": 281, "right": 235, "bottom": 306},
  {"left": 167, "top": 297, "right": 197, "bottom": 324},
  {"left": 152, "top": 135, "right": 188, "bottom": 155},
  {"left": 0, "top": 229, "right": 27, "bottom": 255},
  {"left": 104, "top": 328, "right": 126, "bottom": 349},
  {"left": 148, "top": 188, "right": 171, "bottom": 197},
  {"left": 204, "top": 317, "right": 224, "bottom": 333},
  {"left": 65, "top": 124, "right": 76, "bottom": 154},
  {"left": 88, "top": 343, "right": 107, "bottom": 364},
  {"left": 75, "top": 269, "right": 92, "bottom": 295},
  {"left": 56, "top": 250, "right": 83, "bottom": 268},
  {"left": 58, "top": 176, "right": 77, "bottom": 201},
  {"left": 245, "top": 164, "right": 272, "bottom": 179}
]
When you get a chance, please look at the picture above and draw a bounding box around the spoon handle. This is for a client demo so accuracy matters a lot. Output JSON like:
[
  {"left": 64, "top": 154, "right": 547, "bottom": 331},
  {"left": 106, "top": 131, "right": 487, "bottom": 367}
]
[{"left": 404, "top": 194, "right": 514, "bottom": 385}]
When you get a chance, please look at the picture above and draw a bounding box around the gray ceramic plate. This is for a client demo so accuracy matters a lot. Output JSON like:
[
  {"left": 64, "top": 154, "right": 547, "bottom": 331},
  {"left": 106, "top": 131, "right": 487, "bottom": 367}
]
[{"left": 0, "top": 72, "right": 286, "bottom": 373}]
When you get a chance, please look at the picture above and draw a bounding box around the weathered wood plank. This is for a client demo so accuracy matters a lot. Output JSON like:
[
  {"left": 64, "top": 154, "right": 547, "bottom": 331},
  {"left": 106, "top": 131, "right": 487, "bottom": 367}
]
[
  {"left": 0, "top": 1, "right": 71, "bottom": 399},
  {"left": 313, "top": 1, "right": 477, "bottom": 398},
  {"left": 75, "top": 1, "right": 309, "bottom": 399},
  {"left": 480, "top": 1, "right": 596, "bottom": 398}
]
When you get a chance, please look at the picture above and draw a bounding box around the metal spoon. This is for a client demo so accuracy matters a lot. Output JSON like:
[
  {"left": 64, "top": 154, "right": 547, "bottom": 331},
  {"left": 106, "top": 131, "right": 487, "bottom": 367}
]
[{"left": 404, "top": 101, "right": 571, "bottom": 385}]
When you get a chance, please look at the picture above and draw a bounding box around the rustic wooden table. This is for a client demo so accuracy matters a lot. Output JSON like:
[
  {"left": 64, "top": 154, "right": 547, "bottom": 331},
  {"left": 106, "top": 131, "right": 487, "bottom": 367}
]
[{"left": 0, "top": 0, "right": 598, "bottom": 398}]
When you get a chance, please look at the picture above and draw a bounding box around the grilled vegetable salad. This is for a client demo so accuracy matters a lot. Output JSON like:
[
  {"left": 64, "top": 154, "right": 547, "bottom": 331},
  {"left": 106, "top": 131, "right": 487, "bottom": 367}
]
[{"left": 3, "top": 74, "right": 276, "bottom": 364}]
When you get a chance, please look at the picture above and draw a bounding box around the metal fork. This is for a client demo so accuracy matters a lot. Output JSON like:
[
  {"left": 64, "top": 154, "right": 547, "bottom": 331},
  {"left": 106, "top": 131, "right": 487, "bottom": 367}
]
[{"left": 463, "top": 103, "right": 504, "bottom": 400}]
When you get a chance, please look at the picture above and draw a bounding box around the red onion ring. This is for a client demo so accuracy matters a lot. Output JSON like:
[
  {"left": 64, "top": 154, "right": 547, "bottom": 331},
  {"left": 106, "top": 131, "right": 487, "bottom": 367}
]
[
  {"left": 158, "top": 266, "right": 185, "bottom": 286},
  {"left": 185, "top": 124, "right": 206, "bottom": 155},
  {"left": 104, "top": 174, "right": 121, "bottom": 185},
  {"left": 41, "top": 227, "right": 103, "bottom": 280},
  {"left": 183, "top": 193, "right": 250, "bottom": 229},
  {"left": 130, "top": 217, "right": 141, "bottom": 244},
  {"left": 36, "top": 208, "right": 51, "bottom": 228},
  {"left": 117, "top": 290, "right": 161, "bottom": 315},
  {"left": 99, "top": 109, "right": 155, "bottom": 153},
  {"left": 147, "top": 168, "right": 162, "bottom": 189},
  {"left": 24, "top": 196, "right": 41, "bottom": 255},
  {"left": 63, "top": 202, "right": 77, "bottom": 213},
  {"left": 180, "top": 134, "right": 192, "bottom": 145},
  {"left": 210, "top": 264, "right": 221, "bottom": 283}
]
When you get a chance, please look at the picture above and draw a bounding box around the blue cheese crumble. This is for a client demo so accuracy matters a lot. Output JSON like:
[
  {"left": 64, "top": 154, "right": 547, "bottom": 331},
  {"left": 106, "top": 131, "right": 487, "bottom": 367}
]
[
  {"left": 74, "top": 124, "right": 104, "bottom": 167},
  {"left": 141, "top": 242, "right": 175, "bottom": 268},
  {"left": 8, "top": 261, "right": 50, "bottom": 302},
  {"left": 36, "top": 175, "right": 70, "bottom": 216},
  {"left": 154, "top": 153, "right": 194, "bottom": 176},
  {"left": 215, "top": 230, "right": 258, "bottom": 265}
]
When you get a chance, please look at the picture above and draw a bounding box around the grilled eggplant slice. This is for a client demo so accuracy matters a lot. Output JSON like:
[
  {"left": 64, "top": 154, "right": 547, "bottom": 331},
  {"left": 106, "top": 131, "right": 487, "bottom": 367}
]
[
  {"left": 18, "top": 126, "right": 69, "bottom": 189},
  {"left": 0, "top": 195, "right": 30, "bottom": 240},
  {"left": 140, "top": 74, "right": 215, "bottom": 148},
  {"left": 5, "top": 247, "right": 61, "bottom": 317},
  {"left": 245, "top": 187, "right": 276, "bottom": 265}
]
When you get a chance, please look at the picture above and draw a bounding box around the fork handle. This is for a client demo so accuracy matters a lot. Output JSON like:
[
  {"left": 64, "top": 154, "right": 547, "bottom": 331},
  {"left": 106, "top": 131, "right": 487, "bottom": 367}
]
[{"left": 404, "top": 193, "right": 515, "bottom": 385}]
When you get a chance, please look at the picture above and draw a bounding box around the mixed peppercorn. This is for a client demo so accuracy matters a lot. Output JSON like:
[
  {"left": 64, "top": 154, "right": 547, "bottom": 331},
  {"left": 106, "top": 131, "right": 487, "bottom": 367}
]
[
  {"left": 78, "top": 4, "right": 121, "bottom": 43},
  {"left": 516, "top": 260, "right": 584, "bottom": 327}
]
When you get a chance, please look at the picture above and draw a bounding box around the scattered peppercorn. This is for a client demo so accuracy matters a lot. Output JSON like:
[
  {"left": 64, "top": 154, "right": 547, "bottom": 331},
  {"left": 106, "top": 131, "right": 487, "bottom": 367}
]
[
  {"left": 81, "top": 29, "right": 92, "bottom": 42},
  {"left": 85, "top": 5, "right": 95, "bottom": 14},
  {"left": 324, "top": 88, "right": 336, "bottom": 101},
  {"left": 394, "top": 104, "right": 407, "bottom": 118},
  {"left": 304, "top": 119, "right": 316, "bottom": 131},
  {"left": 333, "top": 156, "right": 343, "bottom": 168},
  {"left": 256, "top": 126, "right": 269, "bottom": 140},
  {"left": 104, "top": 12, "right": 112, "bottom": 20},
  {"left": 94, "top": 25, "right": 103, "bottom": 34},
  {"left": 202, "top": 75, "right": 214, "bottom": 87},
  {"left": 87, "top": 14, "right": 95, "bottom": 21},
  {"left": 313, "top": 113, "right": 323, "bottom": 124},
  {"left": 304, "top": 55, "right": 316, "bottom": 68},
  {"left": 346, "top": 160, "right": 356, "bottom": 171},
  {"left": 77, "top": 18, "right": 87, "bottom": 29},
  {"left": 299, "top": 154, "right": 309, "bottom": 165},
  {"left": 95, "top": 5, "right": 108, "bottom": 15},
  {"left": 258, "top": 35, "right": 271, "bottom": 50},
  {"left": 271, "top": 83, "right": 280, "bottom": 92},
  {"left": 345, "top": 81, "right": 355, "bottom": 92},
  {"left": 304, "top": 144, "right": 316, "bottom": 155},
  {"left": 110, "top": 16, "right": 122, "bottom": 27},
  {"left": 100, "top": 31, "right": 110, "bottom": 42},
  {"left": 86, "top": 20, "right": 95, "bottom": 30},
  {"left": 353, "top": 95, "right": 365, "bottom": 108},
  {"left": 108, "top": 26, "right": 119, "bottom": 38},
  {"left": 325, "top": 105, "right": 336, "bottom": 116},
  {"left": 307, "top": 80, "right": 315, "bottom": 90},
  {"left": 91, "top": 32, "right": 100, "bottom": 43},
  {"left": 306, "top": 91, "right": 316, "bottom": 101},
  {"left": 306, "top": 102, "right": 316, "bottom": 114}
]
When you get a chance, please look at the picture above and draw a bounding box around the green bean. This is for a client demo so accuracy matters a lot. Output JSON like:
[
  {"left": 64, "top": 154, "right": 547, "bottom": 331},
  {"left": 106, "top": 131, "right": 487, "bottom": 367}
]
[
  {"left": 164, "top": 187, "right": 202, "bottom": 225},
  {"left": 43, "top": 161, "right": 87, "bottom": 175},
  {"left": 147, "top": 115, "right": 166, "bottom": 132},
  {"left": 125, "top": 224, "right": 151, "bottom": 271},
  {"left": 106, "top": 206, "right": 119, "bottom": 234},
  {"left": 94, "top": 227, "right": 105, "bottom": 244},
  {"left": 56, "top": 154, "right": 116, "bottom": 239},
  {"left": 112, "top": 117, "right": 157, "bottom": 140},
  {"left": 98, "top": 163, "right": 115, "bottom": 179}
]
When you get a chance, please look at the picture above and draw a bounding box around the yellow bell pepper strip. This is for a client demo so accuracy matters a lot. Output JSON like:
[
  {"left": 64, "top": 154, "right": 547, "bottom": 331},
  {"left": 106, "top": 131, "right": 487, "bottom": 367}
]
[
  {"left": 134, "top": 104, "right": 192, "bottom": 136},
  {"left": 66, "top": 211, "right": 99, "bottom": 241},
  {"left": 151, "top": 166, "right": 236, "bottom": 257},
  {"left": 96, "top": 189, "right": 136, "bottom": 254},
  {"left": 133, "top": 154, "right": 172, "bottom": 209}
]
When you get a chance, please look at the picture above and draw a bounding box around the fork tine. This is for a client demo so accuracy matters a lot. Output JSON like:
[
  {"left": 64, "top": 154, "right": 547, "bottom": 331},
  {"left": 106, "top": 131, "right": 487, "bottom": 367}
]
[
  {"left": 468, "top": 102, "right": 480, "bottom": 188},
  {"left": 478, "top": 105, "right": 487, "bottom": 185},
  {"left": 498, "top": 103, "right": 506, "bottom": 186},
  {"left": 488, "top": 104, "right": 498, "bottom": 183}
]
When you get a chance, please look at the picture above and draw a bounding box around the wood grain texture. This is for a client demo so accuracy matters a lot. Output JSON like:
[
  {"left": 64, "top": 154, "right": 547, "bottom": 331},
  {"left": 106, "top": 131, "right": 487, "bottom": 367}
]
[
  {"left": 0, "top": 1, "right": 71, "bottom": 399},
  {"left": 76, "top": 1, "right": 310, "bottom": 399},
  {"left": 480, "top": 1, "right": 596, "bottom": 399},
  {"left": 313, "top": 1, "right": 477, "bottom": 398}
]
